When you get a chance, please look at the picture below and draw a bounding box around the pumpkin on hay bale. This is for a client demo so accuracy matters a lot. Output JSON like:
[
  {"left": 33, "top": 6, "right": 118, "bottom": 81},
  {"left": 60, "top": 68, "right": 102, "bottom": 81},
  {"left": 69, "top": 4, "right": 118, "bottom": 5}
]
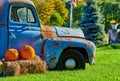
[
  {"left": 3, "top": 55, "right": 46, "bottom": 76},
  {"left": 5, "top": 49, "right": 19, "bottom": 61},
  {"left": 20, "top": 45, "right": 35, "bottom": 60}
]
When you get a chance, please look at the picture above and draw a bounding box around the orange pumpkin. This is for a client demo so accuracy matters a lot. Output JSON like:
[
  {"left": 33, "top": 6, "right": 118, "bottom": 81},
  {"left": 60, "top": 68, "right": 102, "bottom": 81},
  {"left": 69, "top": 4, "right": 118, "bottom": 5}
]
[
  {"left": 5, "top": 49, "right": 19, "bottom": 61},
  {"left": 20, "top": 45, "right": 35, "bottom": 60}
]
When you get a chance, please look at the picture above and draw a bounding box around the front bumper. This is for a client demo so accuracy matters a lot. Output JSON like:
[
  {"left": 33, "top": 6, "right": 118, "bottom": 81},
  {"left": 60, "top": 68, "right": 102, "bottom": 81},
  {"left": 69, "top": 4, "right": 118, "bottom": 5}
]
[{"left": 89, "top": 46, "right": 96, "bottom": 65}]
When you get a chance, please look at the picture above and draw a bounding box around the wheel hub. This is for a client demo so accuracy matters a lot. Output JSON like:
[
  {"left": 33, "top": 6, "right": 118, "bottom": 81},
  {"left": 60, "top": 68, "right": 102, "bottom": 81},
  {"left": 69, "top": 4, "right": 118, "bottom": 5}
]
[{"left": 65, "top": 58, "right": 76, "bottom": 69}]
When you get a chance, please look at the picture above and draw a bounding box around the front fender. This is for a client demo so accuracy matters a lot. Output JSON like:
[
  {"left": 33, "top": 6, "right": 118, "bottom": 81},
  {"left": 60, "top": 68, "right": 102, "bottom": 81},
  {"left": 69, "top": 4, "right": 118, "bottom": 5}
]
[{"left": 42, "top": 38, "right": 95, "bottom": 69}]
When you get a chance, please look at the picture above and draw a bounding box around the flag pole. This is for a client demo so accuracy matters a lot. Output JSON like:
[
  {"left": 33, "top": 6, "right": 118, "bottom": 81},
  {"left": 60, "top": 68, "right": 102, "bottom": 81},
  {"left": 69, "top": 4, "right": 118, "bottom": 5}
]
[{"left": 70, "top": 0, "right": 73, "bottom": 28}]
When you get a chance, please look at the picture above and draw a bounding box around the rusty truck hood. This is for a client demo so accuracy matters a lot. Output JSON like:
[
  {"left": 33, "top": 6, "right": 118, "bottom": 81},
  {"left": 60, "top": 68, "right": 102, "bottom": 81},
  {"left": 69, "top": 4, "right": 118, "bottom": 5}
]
[
  {"left": 41, "top": 25, "right": 85, "bottom": 39},
  {"left": 54, "top": 26, "right": 85, "bottom": 38}
]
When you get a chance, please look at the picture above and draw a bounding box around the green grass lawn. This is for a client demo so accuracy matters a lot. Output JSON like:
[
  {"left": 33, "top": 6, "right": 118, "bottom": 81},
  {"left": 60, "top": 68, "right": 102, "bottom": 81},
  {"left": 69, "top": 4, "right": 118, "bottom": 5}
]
[{"left": 0, "top": 45, "right": 120, "bottom": 81}]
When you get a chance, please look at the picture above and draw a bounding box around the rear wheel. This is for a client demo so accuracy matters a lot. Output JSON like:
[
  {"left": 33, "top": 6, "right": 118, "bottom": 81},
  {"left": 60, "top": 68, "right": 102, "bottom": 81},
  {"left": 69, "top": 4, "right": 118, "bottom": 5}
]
[{"left": 57, "top": 49, "right": 85, "bottom": 70}]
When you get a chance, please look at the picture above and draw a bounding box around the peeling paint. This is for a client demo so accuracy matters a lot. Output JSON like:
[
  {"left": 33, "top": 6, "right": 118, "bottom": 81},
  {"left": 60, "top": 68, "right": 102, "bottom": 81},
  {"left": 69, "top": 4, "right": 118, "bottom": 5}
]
[
  {"left": 53, "top": 42, "right": 60, "bottom": 46},
  {"left": 50, "top": 56, "right": 57, "bottom": 63},
  {"left": 41, "top": 32, "right": 56, "bottom": 39},
  {"left": 41, "top": 25, "right": 57, "bottom": 39},
  {"left": 41, "top": 25, "right": 52, "bottom": 32}
]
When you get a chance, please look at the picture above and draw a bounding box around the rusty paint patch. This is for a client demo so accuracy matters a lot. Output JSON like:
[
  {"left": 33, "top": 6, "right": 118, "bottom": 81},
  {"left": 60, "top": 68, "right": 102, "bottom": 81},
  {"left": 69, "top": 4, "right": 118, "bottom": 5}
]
[
  {"left": 0, "top": 24, "right": 6, "bottom": 27},
  {"left": 42, "top": 32, "right": 52, "bottom": 38},
  {"left": 58, "top": 37, "right": 73, "bottom": 41},
  {"left": 53, "top": 42, "right": 59, "bottom": 46},
  {"left": 50, "top": 56, "right": 57, "bottom": 63},
  {"left": 81, "top": 38, "right": 91, "bottom": 46},
  {"left": 0, "top": 0, "right": 5, "bottom": 7},
  {"left": 41, "top": 25, "right": 57, "bottom": 39},
  {"left": 58, "top": 37, "right": 88, "bottom": 41},
  {"left": 41, "top": 39, "right": 47, "bottom": 55},
  {"left": 41, "top": 25, "right": 52, "bottom": 32},
  {"left": 47, "top": 54, "right": 57, "bottom": 69},
  {"left": 41, "top": 32, "right": 56, "bottom": 39},
  {"left": 58, "top": 37, "right": 93, "bottom": 47},
  {"left": 0, "top": 0, "right": 5, "bottom": 16}
]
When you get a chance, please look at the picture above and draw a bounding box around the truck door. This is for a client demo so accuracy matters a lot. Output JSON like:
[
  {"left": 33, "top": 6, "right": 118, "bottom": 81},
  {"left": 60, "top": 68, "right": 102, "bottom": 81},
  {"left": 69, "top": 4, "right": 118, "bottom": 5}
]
[{"left": 8, "top": 4, "right": 41, "bottom": 56}]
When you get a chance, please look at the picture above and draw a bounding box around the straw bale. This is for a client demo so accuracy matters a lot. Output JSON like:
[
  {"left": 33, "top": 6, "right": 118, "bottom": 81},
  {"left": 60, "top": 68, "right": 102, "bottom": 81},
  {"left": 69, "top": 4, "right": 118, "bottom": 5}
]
[
  {"left": 3, "top": 56, "right": 46, "bottom": 76},
  {"left": 0, "top": 62, "right": 4, "bottom": 74}
]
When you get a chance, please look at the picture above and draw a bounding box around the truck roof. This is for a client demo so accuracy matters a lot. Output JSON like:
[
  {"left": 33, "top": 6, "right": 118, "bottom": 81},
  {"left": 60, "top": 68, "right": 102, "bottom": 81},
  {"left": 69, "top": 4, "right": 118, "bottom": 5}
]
[{"left": 0, "top": 0, "right": 34, "bottom": 26}]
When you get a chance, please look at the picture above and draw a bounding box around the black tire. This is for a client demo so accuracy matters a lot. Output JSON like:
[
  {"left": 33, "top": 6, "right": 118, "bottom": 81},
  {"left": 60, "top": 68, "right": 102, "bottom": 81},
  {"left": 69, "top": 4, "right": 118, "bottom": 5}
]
[{"left": 57, "top": 49, "right": 85, "bottom": 70}]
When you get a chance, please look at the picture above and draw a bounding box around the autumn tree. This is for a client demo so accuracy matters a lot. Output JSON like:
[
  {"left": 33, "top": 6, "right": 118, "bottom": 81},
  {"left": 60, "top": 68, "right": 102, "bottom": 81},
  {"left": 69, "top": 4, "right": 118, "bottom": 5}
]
[{"left": 33, "top": 0, "right": 68, "bottom": 25}]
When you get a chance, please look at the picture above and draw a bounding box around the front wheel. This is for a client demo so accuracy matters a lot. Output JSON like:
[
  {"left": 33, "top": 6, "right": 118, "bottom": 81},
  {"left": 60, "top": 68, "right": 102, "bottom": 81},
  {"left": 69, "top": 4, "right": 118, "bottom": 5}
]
[{"left": 57, "top": 49, "right": 85, "bottom": 70}]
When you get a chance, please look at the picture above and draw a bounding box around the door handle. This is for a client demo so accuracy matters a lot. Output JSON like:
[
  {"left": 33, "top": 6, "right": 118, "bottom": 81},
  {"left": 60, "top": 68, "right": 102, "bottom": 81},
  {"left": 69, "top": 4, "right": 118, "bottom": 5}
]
[{"left": 9, "top": 32, "right": 16, "bottom": 39}]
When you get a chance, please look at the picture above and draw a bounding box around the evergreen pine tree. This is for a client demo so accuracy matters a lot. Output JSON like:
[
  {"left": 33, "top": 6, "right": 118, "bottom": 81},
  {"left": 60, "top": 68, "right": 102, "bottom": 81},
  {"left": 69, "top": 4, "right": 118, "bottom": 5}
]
[{"left": 78, "top": 0, "right": 105, "bottom": 45}]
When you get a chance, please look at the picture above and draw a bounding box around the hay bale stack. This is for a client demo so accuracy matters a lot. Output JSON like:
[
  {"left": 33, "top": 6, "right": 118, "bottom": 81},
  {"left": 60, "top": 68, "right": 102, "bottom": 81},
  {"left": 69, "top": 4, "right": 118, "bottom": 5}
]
[
  {"left": 0, "top": 62, "right": 4, "bottom": 74},
  {"left": 4, "top": 62, "right": 20, "bottom": 76},
  {"left": 3, "top": 56, "right": 46, "bottom": 76}
]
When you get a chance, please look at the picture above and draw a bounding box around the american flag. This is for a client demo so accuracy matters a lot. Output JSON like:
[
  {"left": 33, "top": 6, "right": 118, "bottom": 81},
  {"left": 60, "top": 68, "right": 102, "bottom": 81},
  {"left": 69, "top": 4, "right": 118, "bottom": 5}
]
[{"left": 72, "top": 0, "right": 76, "bottom": 6}]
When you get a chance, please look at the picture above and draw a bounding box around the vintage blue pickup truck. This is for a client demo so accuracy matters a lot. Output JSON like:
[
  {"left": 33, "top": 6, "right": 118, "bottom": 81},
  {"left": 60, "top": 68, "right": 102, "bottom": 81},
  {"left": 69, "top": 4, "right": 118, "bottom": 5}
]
[{"left": 0, "top": 0, "right": 96, "bottom": 70}]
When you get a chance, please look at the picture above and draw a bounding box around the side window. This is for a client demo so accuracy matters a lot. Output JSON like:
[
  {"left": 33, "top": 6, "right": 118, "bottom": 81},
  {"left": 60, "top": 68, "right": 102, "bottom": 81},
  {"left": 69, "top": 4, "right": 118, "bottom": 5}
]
[
  {"left": 10, "top": 6, "right": 35, "bottom": 23},
  {"left": 17, "top": 7, "right": 27, "bottom": 23},
  {"left": 28, "top": 9, "right": 35, "bottom": 23}
]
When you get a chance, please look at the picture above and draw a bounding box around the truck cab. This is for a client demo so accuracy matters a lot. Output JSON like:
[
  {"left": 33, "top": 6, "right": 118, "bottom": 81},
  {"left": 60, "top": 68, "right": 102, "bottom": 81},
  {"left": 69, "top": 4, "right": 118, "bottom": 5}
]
[{"left": 0, "top": 0, "right": 96, "bottom": 70}]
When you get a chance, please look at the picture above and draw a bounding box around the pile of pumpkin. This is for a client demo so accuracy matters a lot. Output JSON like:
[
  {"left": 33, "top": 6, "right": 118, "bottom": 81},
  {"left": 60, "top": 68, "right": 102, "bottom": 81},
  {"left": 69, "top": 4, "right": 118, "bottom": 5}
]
[
  {"left": 6, "top": 45, "right": 35, "bottom": 61},
  {"left": 0, "top": 45, "right": 46, "bottom": 76}
]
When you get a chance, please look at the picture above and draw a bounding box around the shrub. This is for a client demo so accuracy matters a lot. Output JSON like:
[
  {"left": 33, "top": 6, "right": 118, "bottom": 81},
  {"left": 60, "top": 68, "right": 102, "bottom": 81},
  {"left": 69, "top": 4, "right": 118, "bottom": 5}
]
[{"left": 50, "top": 13, "right": 64, "bottom": 26}]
